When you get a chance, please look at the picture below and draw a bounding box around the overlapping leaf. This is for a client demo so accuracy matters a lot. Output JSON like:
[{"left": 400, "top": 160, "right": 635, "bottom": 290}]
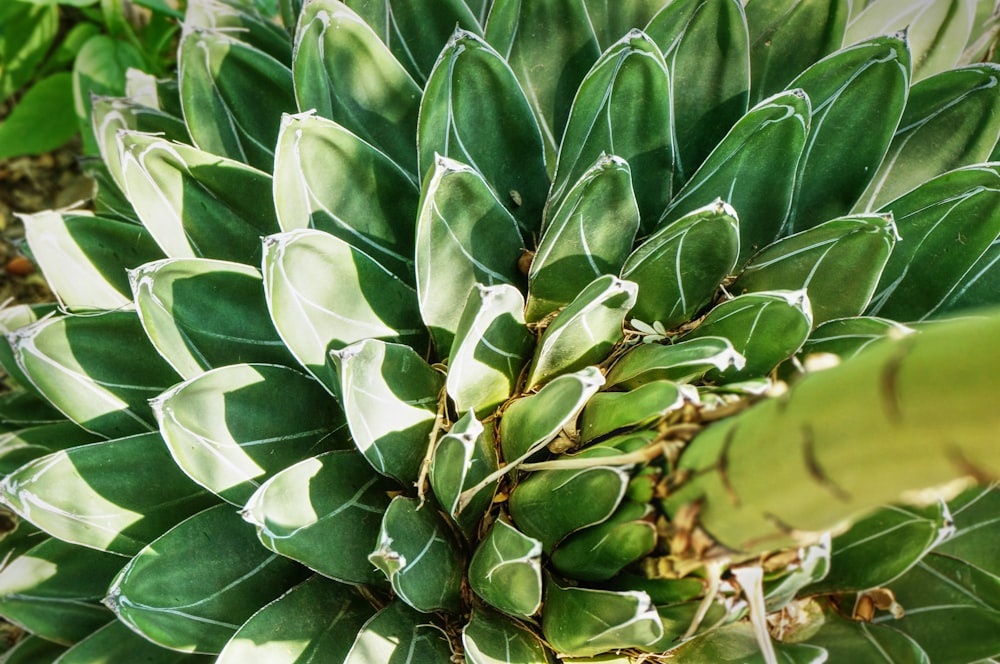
[
  {"left": 468, "top": 518, "right": 543, "bottom": 619},
  {"left": 462, "top": 609, "right": 552, "bottom": 664},
  {"left": 605, "top": 336, "right": 746, "bottom": 389},
  {"left": 429, "top": 411, "right": 500, "bottom": 534},
  {"left": 550, "top": 501, "right": 657, "bottom": 581},
  {"left": 342, "top": 600, "right": 453, "bottom": 664},
  {"left": 56, "top": 619, "right": 215, "bottom": 663}
]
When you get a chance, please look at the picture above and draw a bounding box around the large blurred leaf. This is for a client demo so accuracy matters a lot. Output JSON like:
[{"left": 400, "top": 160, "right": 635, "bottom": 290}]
[
  {"left": 463, "top": 609, "right": 553, "bottom": 664},
  {"left": 243, "top": 450, "right": 394, "bottom": 585},
  {"left": 293, "top": 0, "right": 421, "bottom": 174},
  {"left": 414, "top": 156, "right": 525, "bottom": 355},
  {"left": 1, "top": 432, "right": 216, "bottom": 556},
  {"left": 550, "top": 30, "right": 673, "bottom": 232},
  {"left": 9, "top": 312, "right": 180, "bottom": 438},
  {"left": 468, "top": 518, "right": 543, "bottom": 619},
  {"left": 56, "top": 619, "right": 215, "bottom": 663},
  {"left": 263, "top": 228, "right": 426, "bottom": 395},
  {"left": 106, "top": 504, "right": 310, "bottom": 654},
  {"left": 272, "top": 112, "right": 419, "bottom": 283},
  {"left": 132, "top": 258, "right": 296, "bottom": 379},
  {"left": 178, "top": 28, "right": 296, "bottom": 171},
  {"left": 343, "top": 600, "right": 453, "bottom": 664},
  {"left": 369, "top": 496, "right": 464, "bottom": 614},
  {"left": 646, "top": 0, "right": 750, "bottom": 183},
  {"left": 430, "top": 411, "right": 500, "bottom": 535},
  {"left": 418, "top": 29, "right": 548, "bottom": 234},
  {"left": 118, "top": 131, "right": 279, "bottom": 264},
  {"left": 153, "top": 363, "right": 346, "bottom": 506},
  {"left": 216, "top": 575, "right": 375, "bottom": 664}
]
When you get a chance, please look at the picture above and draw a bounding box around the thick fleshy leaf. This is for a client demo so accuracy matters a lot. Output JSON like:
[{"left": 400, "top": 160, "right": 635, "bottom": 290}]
[
  {"left": 72, "top": 35, "right": 145, "bottom": 155},
  {"left": 342, "top": 600, "right": 453, "bottom": 664},
  {"left": 447, "top": 284, "right": 533, "bottom": 417},
  {"left": 153, "top": 363, "right": 346, "bottom": 505},
  {"left": 293, "top": 1, "right": 421, "bottom": 174},
  {"left": 468, "top": 518, "right": 543, "bottom": 619},
  {"left": 483, "top": 0, "right": 601, "bottom": 167},
  {"left": 646, "top": 0, "right": 750, "bottom": 183},
  {"left": 526, "top": 154, "right": 640, "bottom": 322},
  {"left": 804, "top": 607, "right": 930, "bottom": 664},
  {"left": 550, "top": 501, "right": 656, "bottom": 581},
  {"left": 8, "top": 312, "right": 180, "bottom": 438},
  {"left": 583, "top": 0, "right": 675, "bottom": 49},
  {"left": 178, "top": 28, "right": 296, "bottom": 171},
  {"left": 0, "top": 303, "right": 56, "bottom": 399},
  {"left": 783, "top": 35, "right": 910, "bottom": 233},
  {"left": 429, "top": 411, "right": 499, "bottom": 534},
  {"left": 418, "top": 30, "right": 548, "bottom": 234},
  {"left": 800, "top": 316, "right": 914, "bottom": 360},
  {"left": 578, "top": 380, "right": 683, "bottom": 443},
  {"left": 853, "top": 64, "right": 1000, "bottom": 212},
  {"left": 0, "top": 432, "right": 215, "bottom": 556},
  {"left": 934, "top": 235, "right": 1000, "bottom": 316},
  {"left": 185, "top": 0, "right": 292, "bottom": 65},
  {"left": 106, "top": 504, "right": 310, "bottom": 654},
  {"left": 272, "top": 112, "right": 419, "bottom": 282},
  {"left": 0, "top": 537, "right": 118, "bottom": 645},
  {"left": 414, "top": 156, "right": 525, "bottom": 355},
  {"left": 132, "top": 258, "right": 295, "bottom": 379},
  {"left": 0, "top": 635, "right": 67, "bottom": 664},
  {"left": 605, "top": 336, "right": 746, "bottom": 389},
  {"left": 242, "top": 450, "right": 394, "bottom": 585},
  {"left": 667, "top": 621, "right": 828, "bottom": 663},
  {"left": 215, "top": 575, "right": 375, "bottom": 664},
  {"left": 867, "top": 165, "right": 1000, "bottom": 321},
  {"left": 57, "top": 619, "right": 215, "bottom": 663},
  {"left": 683, "top": 290, "right": 813, "bottom": 380},
  {"left": 263, "top": 228, "right": 427, "bottom": 395},
  {"left": 369, "top": 496, "right": 464, "bottom": 613},
  {"left": 331, "top": 339, "right": 443, "bottom": 484},
  {"left": 463, "top": 609, "right": 552, "bottom": 664},
  {"left": 23, "top": 210, "right": 164, "bottom": 311},
  {"left": 541, "top": 581, "right": 663, "bottom": 657},
  {"left": 118, "top": 131, "right": 279, "bottom": 264},
  {"left": 658, "top": 90, "right": 810, "bottom": 262},
  {"left": 733, "top": 215, "right": 899, "bottom": 324},
  {"left": 623, "top": 200, "right": 740, "bottom": 329},
  {"left": 0, "top": 421, "right": 100, "bottom": 475},
  {"left": 0, "top": 391, "right": 64, "bottom": 429},
  {"left": 509, "top": 464, "right": 628, "bottom": 551},
  {"left": 526, "top": 275, "right": 637, "bottom": 390},
  {"left": 550, "top": 30, "right": 673, "bottom": 232},
  {"left": 499, "top": 366, "right": 605, "bottom": 462},
  {"left": 745, "top": 0, "right": 848, "bottom": 103}
]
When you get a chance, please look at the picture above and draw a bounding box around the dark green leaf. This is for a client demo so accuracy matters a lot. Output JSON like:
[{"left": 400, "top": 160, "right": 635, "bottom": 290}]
[
  {"left": 804, "top": 607, "right": 929, "bottom": 664},
  {"left": 0, "top": 73, "right": 77, "bottom": 159},
  {"left": 0, "top": 421, "right": 100, "bottom": 475},
  {"left": 343, "top": 601, "right": 453, "bottom": 664},
  {"left": 605, "top": 336, "right": 746, "bottom": 389},
  {"left": 463, "top": 609, "right": 552, "bottom": 664},
  {"left": 0, "top": 635, "right": 67, "bottom": 664},
  {"left": 800, "top": 316, "right": 914, "bottom": 360},
  {"left": 468, "top": 518, "right": 543, "bottom": 618},
  {"left": 56, "top": 618, "right": 215, "bottom": 663},
  {"left": 185, "top": 0, "right": 292, "bottom": 64},
  {"left": 583, "top": 0, "right": 671, "bottom": 49},
  {"left": 550, "top": 501, "right": 656, "bottom": 581},
  {"left": 430, "top": 411, "right": 500, "bottom": 535},
  {"left": 0, "top": 3, "right": 58, "bottom": 105},
  {"left": 579, "top": 380, "right": 683, "bottom": 443},
  {"left": 934, "top": 235, "right": 1000, "bottom": 316}
]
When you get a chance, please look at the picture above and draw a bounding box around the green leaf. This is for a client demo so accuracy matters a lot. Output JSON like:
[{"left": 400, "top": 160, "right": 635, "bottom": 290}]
[
  {"left": 292, "top": 0, "right": 421, "bottom": 175},
  {"left": 178, "top": 28, "right": 296, "bottom": 171},
  {"left": 867, "top": 165, "right": 1000, "bottom": 321},
  {"left": 23, "top": 210, "right": 164, "bottom": 312},
  {"left": 0, "top": 2, "right": 58, "bottom": 105},
  {"left": 106, "top": 504, "right": 310, "bottom": 654},
  {"left": 463, "top": 608, "right": 553, "bottom": 664},
  {"left": 683, "top": 290, "right": 813, "bottom": 381},
  {"left": 414, "top": 156, "right": 525, "bottom": 355},
  {"left": 343, "top": 600, "right": 453, "bottom": 664},
  {"left": 418, "top": 29, "right": 548, "bottom": 235},
  {"left": 605, "top": 337, "right": 746, "bottom": 389},
  {"left": 784, "top": 35, "right": 910, "bottom": 233},
  {"left": 646, "top": 0, "right": 750, "bottom": 183},
  {"left": 0, "top": 391, "right": 64, "bottom": 429},
  {"left": 0, "top": 537, "right": 118, "bottom": 645},
  {"left": 468, "top": 518, "right": 543, "bottom": 619},
  {"left": 118, "top": 131, "right": 279, "bottom": 264},
  {"left": 242, "top": 450, "right": 394, "bottom": 585},
  {"left": 331, "top": 339, "right": 443, "bottom": 485},
  {"left": 657, "top": 91, "right": 810, "bottom": 263},
  {"left": 933, "top": 235, "right": 1000, "bottom": 317},
  {"left": 733, "top": 214, "right": 899, "bottom": 325},
  {"left": 216, "top": 575, "right": 375, "bottom": 664},
  {"left": 272, "top": 112, "right": 419, "bottom": 283},
  {"left": 550, "top": 501, "right": 657, "bottom": 581},
  {"left": 184, "top": 0, "right": 291, "bottom": 64},
  {"left": 369, "top": 496, "right": 464, "bottom": 614},
  {"left": 0, "top": 73, "right": 77, "bottom": 159},
  {"left": 72, "top": 35, "right": 146, "bottom": 154},
  {"left": 763, "top": 539, "right": 830, "bottom": 611},
  {"left": 667, "top": 621, "right": 828, "bottom": 663},
  {"left": 579, "top": 380, "right": 683, "bottom": 444},
  {"left": 804, "top": 607, "right": 930, "bottom": 664},
  {"left": 526, "top": 154, "right": 640, "bottom": 322},
  {"left": 56, "top": 619, "right": 215, "bottom": 663},
  {"left": 800, "top": 316, "right": 915, "bottom": 363},
  {"left": 0, "top": 421, "right": 100, "bottom": 475},
  {"left": 745, "top": 0, "right": 848, "bottom": 104},
  {"left": 9, "top": 311, "right": 180, "bottom": 438},
  {"left": 447, "top": 284, "right": 533, "bottom": 418},
  {"left": 1, "top": 432, "right": 216, "bottom": 556},
  {"left": 0, "top": 635, "right": 67, "bottom": 664},
  {"left": 153, "top": 363, "right": 346, "bottom": 506},
  {"left": 429, "top": 411, "right": 500, "bottom": 535},
  {"left": 263, "top": 228, "right": 426, "bottom": 396},
  {"left": 622, "top": 200, "right": 740, "bottom": 329},
  {"left": 509, "top": 464, "right": 628, "bottom": 551},
  {"left": 526, "top": 275, "right": 637, "bottom": 390},
  {"left": 132, "top": 258, "right": 296, "bottom": 379},
  {"left": 483, "top": 0, "right": 601, "bottom": 168},
  {"left": 853, "top": 64, "right": 1000, "bottom": 212},
  {"left": 550, "top": 29, "right": 673, "bottom": 233},
  {"left": 583, "top": 0, "right": 672, "bottom": 49},
  {"left": 541, "top": 580, "right": 663, "bottom": 657},
  {"left": 0, "top": 303, "right": 56, "bottom": 399}
]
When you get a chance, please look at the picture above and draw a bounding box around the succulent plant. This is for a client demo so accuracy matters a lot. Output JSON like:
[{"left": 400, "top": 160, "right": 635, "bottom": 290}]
[{"left": 2, "top": 0, "right": 1000, "bottom": 662}]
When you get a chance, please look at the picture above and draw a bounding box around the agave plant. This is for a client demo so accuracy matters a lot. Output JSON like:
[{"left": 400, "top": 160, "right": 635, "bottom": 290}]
[{"left": 2, "top": 0, "right": 1000, "bottom": 662}]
